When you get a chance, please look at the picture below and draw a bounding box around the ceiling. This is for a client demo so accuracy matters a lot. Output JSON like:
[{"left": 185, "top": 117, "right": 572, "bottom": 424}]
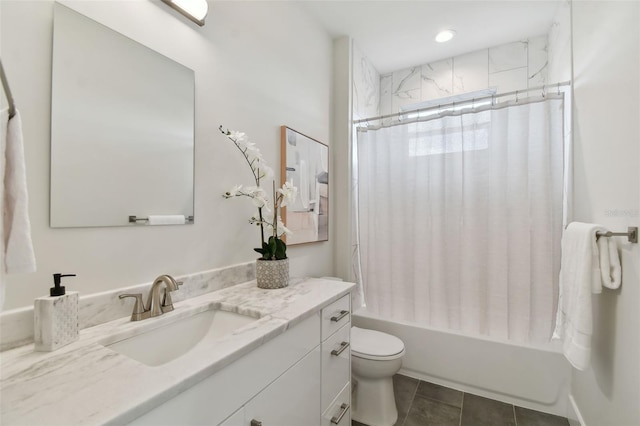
[{"left": 299, "top": 0, "right": 562, "bottom": 74}]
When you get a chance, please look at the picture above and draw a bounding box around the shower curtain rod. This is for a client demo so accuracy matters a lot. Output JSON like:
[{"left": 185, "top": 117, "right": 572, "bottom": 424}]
[
  {"left": 0, "top": 58, "right": 16, "bottom": 119},
  {"left": 354, "top": 80, "right": 571, "bottom": 125}
]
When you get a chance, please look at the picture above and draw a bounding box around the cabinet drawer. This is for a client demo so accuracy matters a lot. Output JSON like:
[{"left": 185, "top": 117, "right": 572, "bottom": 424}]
[
  {"left": 322, "top": 382, "right": 351, "bottom": 426},
  {"left": 245, "top": 346, "right": 321, "bottom": 426},
  {"left": 321, "top": 294, "right": 350, "bottom": 341},
  {"left": 321, "top": 323, "right": 350, "bottom": 412}
]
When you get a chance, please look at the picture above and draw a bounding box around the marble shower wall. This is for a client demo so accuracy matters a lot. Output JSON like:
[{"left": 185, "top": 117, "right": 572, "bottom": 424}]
[
  {"left": 353, "top": 42, "right": 380, "bottom": 120},
  {"left": 547, "top": 0, "right": 572, "bottom": 83},
  {"left": 379, "top": 35, "right": 549, "bottom": 115}
]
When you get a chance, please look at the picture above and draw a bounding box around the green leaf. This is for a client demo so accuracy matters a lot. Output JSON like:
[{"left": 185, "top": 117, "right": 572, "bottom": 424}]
[
  {"left": 274, "top": 238, "right": 287, "bottom": 260},
  {"left": 266, "top": 237, "right": 277, "bottom": 260}
]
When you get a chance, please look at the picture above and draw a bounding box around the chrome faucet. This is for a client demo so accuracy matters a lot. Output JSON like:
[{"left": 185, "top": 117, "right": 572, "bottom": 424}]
[{"left": 119, "top": 275, "right": 183, "bottom": 321}]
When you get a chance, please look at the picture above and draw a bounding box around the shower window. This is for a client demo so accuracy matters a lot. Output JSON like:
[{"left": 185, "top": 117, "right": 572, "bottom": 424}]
[{"left": 406, "top": 118, "right": 490, "bottom": 157}]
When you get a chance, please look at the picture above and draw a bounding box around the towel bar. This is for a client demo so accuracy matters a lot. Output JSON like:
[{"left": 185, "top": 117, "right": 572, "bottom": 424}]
[
  {"left": 129, "top": 215, "right": 194, "bottom": 223},
  {"left": 596, "top": 226, "right": 638, "bottom": 244}
]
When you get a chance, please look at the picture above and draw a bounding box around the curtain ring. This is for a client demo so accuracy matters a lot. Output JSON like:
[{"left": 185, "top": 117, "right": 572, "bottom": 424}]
[
  {"left": 557, "top": 82, "right": 561, "bottom": 95},
  {"left": 542, "top": 84, "right": 546, "bottom": 98},
  {"left": 515, "top": 90, "right": 519, "bottom": 102},
  {"left": 491, "top": 94, "right": 495, "bottom": 106},
  {"left": 472, "top": 98, "right": 476, "bottom": 109}
]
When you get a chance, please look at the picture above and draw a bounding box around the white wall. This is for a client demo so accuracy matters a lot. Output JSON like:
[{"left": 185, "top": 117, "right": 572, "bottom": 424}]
[
  {"left": 331, "top": 37, "right": 351, "bottom": 283},
  {"left": 1, "top": 0, "right": 334, "bottom": 310},
  {"left": 570, "top": 1, "right": 640, "bottom": 424}
]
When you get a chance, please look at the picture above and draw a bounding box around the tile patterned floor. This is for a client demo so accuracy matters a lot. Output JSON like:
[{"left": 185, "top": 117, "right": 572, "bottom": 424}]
[{"left": 353, "top": 374, "right": 570, "bottom": 426}]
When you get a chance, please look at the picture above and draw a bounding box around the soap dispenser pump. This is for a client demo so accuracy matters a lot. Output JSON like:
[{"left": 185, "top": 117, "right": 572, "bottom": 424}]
[
  {"left": 34, "top": 273, "right": 79, "bottom": 352},
  {"left": 50, "top": 273, "right": 75, "bottom": 296}
]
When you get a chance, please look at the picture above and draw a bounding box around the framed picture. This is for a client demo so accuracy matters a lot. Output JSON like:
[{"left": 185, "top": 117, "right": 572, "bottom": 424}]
[{"left": 280, "top": 126, "right": 329, "bottom": 245}]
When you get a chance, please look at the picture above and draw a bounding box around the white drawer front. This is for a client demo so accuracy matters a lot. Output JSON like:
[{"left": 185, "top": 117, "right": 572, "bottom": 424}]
[
  {"left": 321, "top": 294, "right": 350, "bottom": 341},
  {"left": 322, "top": 382, "right": 351, "bottom": 426},
  {"left": 321, "top": 323, "right": 350, "bottom": 412}
]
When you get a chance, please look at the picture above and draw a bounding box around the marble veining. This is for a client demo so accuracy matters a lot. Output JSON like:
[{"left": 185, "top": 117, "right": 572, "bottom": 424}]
[
  {"left": 379, "top": 36, "right": 550, "bottom": 115},
  {"left": 353, "top": 43, "right": 381, "bottom": 120},
  {"left": 453, "top": 50, "right": 489, "bottom": 95},
  {"left": 527, "top": 35, "right": 549, "bottom": 88},
  {"left": 392, "top": 88, "right": 421, "bottom": 114},
  {"left": 0, "top": 278, "right": 354, "bottom": 425},
  {"left": 379, "top": 74, "right": 393, "bottom": 115},
  {"left": 392, "top": 66, "right": 421, "bottom": 95},
  {"left": 0, "top": 262, "right": 255, "bottom": 351},
  {"left": 421, "top": 59, "right": 453, "bottom": 101}
]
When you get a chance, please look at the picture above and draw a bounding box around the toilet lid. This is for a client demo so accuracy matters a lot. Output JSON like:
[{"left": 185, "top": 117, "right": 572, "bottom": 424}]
[{"left": 351, "top": 327, "right": 405, "bottom": 360}]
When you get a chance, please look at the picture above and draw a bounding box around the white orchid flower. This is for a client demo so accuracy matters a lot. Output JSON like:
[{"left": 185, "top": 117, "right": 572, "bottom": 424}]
[
  {"left": 257, "top": 164, "right": 274, "bottom": 181},
  {"left": 238, "top": 140, "right": 257, "bottom": 153},
  {"left": 277, "top": 181, "right": 298, "bottom": 208},
  {"left": 247, "top": 149, "right": 264, "bottom": 165},
  {"left": 223, "top": 184, "right": 243, "bottom": 198},
  {"left": 244, "top": 186, "right": 268, "bottom": 208},
  {"left": 220, "top": 125, "right": 295, "bottom": 254},
  {"left": 276, "top": 218, "right": 292, "bottom": 237},
  {"left": 229, "top": 131, "right": 247, "bottom": 143}
]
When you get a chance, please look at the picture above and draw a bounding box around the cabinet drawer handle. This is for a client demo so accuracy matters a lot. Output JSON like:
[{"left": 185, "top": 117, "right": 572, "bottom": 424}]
[
  {"left": 250, "top": 420, "right": 262, "bottom": 426},
  {"left": 330, "top": 310, "right": 349, "bottom": 322},
  {"left": 331, "top": 341, "right": 350, "bottom": 356},
  {"left": 330, "top": 403, "right": 350, "bottom": 424}
]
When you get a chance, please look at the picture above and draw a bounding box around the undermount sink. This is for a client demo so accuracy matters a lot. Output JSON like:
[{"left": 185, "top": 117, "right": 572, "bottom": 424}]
[{"left": 104, "top": 309, "right": 258, "bottom": 366}]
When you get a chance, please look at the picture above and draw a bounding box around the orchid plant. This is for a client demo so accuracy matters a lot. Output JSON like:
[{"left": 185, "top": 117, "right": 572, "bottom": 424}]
[{"left": 219, "top": 125, "right": 297, "bottom": 261}]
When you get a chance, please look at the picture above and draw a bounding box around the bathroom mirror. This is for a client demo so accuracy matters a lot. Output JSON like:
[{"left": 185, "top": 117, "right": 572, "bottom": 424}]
[
  {"left": 281, "top": 126, "right": 329, "bottom": 245},
  {"left": 50, "top": 4, "right": 195, "bottom": 228}
]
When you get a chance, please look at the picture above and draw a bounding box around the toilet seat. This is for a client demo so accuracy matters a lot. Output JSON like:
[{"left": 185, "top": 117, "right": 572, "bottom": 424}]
[{"left": 351, "top": 327, "right": 405, "bottom": 361}]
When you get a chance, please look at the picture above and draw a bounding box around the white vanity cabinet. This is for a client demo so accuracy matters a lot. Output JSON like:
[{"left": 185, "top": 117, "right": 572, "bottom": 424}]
[
  {"left": 128, "top": 292, "right": 351, "bottom": 426},
  {"left": 319, "top": 294, "right": 352, "bottom": 426},
  {"left": 244, "top": 347, "right": 321, "bottom": 426}
]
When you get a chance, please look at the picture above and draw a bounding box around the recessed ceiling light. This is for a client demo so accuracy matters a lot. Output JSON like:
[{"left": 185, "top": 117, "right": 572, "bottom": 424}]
[{"left": 435, "top": 30, "right": 456, "bottom": 43}]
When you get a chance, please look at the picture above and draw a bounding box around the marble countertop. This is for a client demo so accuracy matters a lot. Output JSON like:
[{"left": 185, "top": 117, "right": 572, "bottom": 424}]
[{"left": 0, "top": 278, "right": 354, "bottom": 425}]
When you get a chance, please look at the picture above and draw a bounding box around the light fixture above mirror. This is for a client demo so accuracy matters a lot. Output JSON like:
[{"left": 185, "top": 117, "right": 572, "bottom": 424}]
[{"left": 162, "top": 0, "right": 208, "bottom": 27}]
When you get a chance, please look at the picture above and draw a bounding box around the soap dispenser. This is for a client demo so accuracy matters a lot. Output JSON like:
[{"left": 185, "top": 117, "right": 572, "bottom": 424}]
[{"left": 34, "top": 274, "right": 79, "bottom": 352}]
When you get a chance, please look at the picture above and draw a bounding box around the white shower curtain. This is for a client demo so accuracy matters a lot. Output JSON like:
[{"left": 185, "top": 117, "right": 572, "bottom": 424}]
[{"left": 356, "top": 96, "right": 565, "bottom": 344}]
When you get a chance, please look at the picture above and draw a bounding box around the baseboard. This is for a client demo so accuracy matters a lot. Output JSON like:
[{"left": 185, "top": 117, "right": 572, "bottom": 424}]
[{"left": 567, "top": 394, "right": 586, "bottom": 426}]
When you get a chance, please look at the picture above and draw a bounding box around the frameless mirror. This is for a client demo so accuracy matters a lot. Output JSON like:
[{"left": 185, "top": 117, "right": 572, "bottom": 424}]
[{"left": 50, "top": 3, "right": 194, "bottom": 228}]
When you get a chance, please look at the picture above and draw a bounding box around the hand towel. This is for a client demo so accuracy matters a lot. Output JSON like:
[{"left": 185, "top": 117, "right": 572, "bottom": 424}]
[
  {"left": 3, "top": 109, "right": 36, "bottom": 274},
  {"left": 147, "top": 215, "right": 185, "bottom": 225},
  {"left": 552, "top": 222, "right": 606, "bottom": 371},
  {"left": 597, "top": 236, "right": 621, "bottom": 290}
]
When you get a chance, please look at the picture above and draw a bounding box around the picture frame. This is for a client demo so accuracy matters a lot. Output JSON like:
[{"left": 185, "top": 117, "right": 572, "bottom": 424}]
[{"left": 280, "top": 126, "right": 329, "bottom": 245}]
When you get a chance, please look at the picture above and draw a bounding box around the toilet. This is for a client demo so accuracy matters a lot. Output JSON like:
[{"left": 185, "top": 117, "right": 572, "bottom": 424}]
[{"left": 351, "top": 326, "right": 406, "bottom": 426}]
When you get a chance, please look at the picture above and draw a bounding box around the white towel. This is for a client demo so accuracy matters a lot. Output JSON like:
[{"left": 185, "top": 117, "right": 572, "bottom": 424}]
[
  {"left": 3, "top": 109, "right": 37, "bottom": 274},
  {"left": 552, "top": 222, "right": 615, "bottom": 371},
  {"left": 597, "top": 236, "right": 621, "bottom": 290},
  {"left": 147, "top": 215, "right": 185, "bottom": 225}
]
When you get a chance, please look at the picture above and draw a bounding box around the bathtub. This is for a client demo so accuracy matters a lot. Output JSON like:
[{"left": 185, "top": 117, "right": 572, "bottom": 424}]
[{"left": 352, "top": 308, "right": 571, "bottom": 417}]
